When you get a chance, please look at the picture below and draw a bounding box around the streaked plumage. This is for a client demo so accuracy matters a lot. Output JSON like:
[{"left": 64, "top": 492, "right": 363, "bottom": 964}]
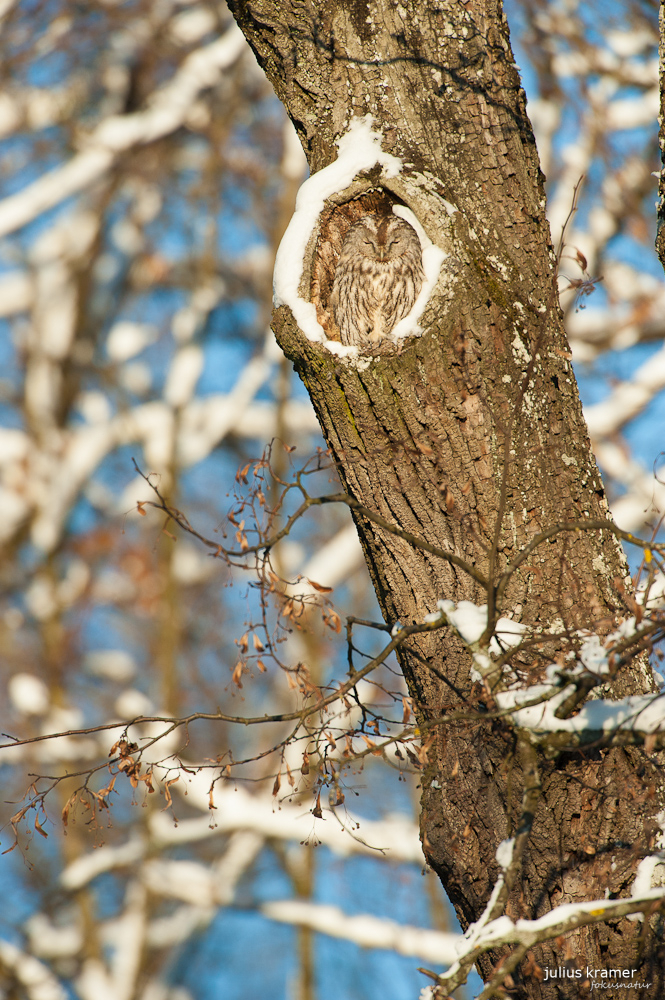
[{"left": 330, "top": 214, "right": 425, "bottom": 349}]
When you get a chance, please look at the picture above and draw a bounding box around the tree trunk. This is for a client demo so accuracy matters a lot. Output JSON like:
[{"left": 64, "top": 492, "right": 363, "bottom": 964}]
[{"left": 228, "top": 0, "right": 665, "bottom": 993}]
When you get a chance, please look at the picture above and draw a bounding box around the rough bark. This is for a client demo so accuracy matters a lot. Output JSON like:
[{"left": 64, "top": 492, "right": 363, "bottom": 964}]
[{"left": 228, "top": 0, "right": 665, "bottom": 994}]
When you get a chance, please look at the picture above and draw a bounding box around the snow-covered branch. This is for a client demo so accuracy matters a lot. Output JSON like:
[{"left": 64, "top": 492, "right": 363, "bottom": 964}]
[
  {"left": 260, "top": 900, "right": 461, "bottom": 964},
  {"left": 0, "top": 939, "right": 68, "bottom": 1000},
  {"left": 0, "top": 24, "right": 247, "bottom": 239},
  {"left": 428, "top": 889, "right": 665, "bottom": 996},
  {"left": 585, "top": 344, "right": 665, "bottom": 438},
  {"left": 424, "top": 599, "right": 665, "bottom": 750}
]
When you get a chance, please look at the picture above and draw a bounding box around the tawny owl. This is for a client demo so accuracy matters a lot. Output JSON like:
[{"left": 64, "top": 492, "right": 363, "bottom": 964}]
[{"left": 330, "top": 213, "right": 425, "bottom": 349}]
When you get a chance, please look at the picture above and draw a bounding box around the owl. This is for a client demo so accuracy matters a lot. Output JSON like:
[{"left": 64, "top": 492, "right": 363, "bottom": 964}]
[{"left": 330, "top": 213, "right": 425, "bottom": 349}]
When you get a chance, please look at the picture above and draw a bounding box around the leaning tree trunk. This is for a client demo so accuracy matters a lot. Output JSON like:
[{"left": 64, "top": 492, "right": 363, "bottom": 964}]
[{"left": 228, "top": 0, "right": 665, "bottom": 994}]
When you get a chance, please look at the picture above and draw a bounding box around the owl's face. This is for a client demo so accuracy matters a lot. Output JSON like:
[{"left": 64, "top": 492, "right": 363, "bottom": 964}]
[
  {"left": 330, "top": 210, "right": 425, "bottom": 347},
  {"left": 343, "top": 215, "right": 420, "bottom": 263}
]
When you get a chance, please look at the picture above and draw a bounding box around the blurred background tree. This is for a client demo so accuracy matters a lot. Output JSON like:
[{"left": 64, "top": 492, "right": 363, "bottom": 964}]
[{"left": 0, "top": 1, "right": 663, "bottom": 998}]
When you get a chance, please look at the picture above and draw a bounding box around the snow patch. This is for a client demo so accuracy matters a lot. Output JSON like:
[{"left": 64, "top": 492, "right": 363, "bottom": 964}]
[
  {"left": 496, "top": 684, "right": 665, "bottom": 736},
  {"left": 424, "top": 600, "right": 526, "bottom": 681},
  {"left": 106, "top": 321, "right": 157, "bottom": 361},
  {"left": 629, "top": 811, "right": 665, "bottom": 921},
  {"left": 438, "top": 599, "right": 525, "bottom": 652},
  {"left": 496, "top": 838, "right": 515, "bottom": 871},
  {"left": 391, "top": 204, "right": 447, "bottom": 341},
  {"left": 8, "top": 673, "right": 50, "bottom": 715},
  {"left": 85, "top": 650, "right": 136, "bottom": 682}
]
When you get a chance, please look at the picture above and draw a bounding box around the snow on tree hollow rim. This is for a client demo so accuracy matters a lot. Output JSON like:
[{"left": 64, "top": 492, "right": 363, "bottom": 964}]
[{"left": 272, "top": 115, "right": 447, "bottom": 357}]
